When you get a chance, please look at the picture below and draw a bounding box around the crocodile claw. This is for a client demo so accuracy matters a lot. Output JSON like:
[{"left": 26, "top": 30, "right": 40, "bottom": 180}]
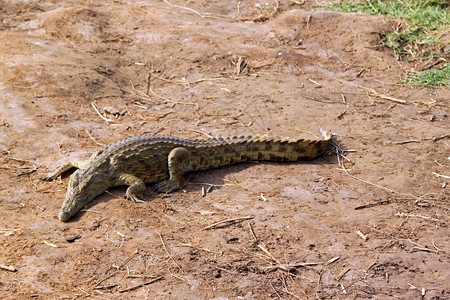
[{"left": 123, "top": 193, "right": 144, "bottom": 203}]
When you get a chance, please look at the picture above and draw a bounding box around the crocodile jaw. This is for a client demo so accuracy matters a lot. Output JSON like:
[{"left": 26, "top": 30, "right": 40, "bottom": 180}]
[
  {"left": 59, "top": 187, "right": 95, "bottom": 221},
  {"left": 58, "top": 169, "right": 107, "bottom": 222}
]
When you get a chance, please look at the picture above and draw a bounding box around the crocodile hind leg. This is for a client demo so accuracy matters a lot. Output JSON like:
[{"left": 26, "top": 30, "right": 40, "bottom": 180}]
[
  {"left": 116, "top": 173, "right": 146, "bottom": 202},
  {"left": 40, "top": 160, "right": 88, "bottom": 181},
  {"left": 155, "top": 147, "right": 192, "bottom": 193}
]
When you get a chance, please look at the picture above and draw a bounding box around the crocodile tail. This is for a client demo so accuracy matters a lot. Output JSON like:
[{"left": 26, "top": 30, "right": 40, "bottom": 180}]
[
  {"left": 238, "top": 129, "right": 331, "bottom": 162},
  {"left": 189, "top": 129, "right": 331, "bottom": 170},
  {"left": 220, "top": 129, "right": 330, "bottom": 162}
]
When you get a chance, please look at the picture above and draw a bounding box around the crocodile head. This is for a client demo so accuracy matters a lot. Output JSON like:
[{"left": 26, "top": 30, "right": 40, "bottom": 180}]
[{"left": 59, "top": 166, "right": 111, "bottom": 221}]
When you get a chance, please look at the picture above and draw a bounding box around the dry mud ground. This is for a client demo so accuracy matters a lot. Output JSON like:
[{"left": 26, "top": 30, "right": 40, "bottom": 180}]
[{"left": 0, "top": 0, "right": 449, "bottom": 299}]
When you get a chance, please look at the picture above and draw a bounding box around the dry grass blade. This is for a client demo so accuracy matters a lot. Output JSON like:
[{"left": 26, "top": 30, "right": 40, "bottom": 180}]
[
  {"left": 204, "top": 216, "right": 254, "bottom": 230},
  {"left": 336, "top": 79, "right": 407, "bottom": 103},
  {"left": 129, "top": 81, "right": 198, "bottom": 107},
  {"left": 258, "top": 244, "right": 280, "bottom": 263},
  {"left": 162, "top": 0, "right": 235, "bottom": 21}
]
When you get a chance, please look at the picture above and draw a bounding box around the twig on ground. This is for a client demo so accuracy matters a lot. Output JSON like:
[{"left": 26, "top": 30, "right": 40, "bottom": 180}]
[
  {"left": 315, "top": 270, "right": 324, "bottom": 299},
  {"left": 270, "top": 281, "right": 283, "bottom": 299},
  {"left": 336, "top": 79, "right": 407, "bottom": 103},
  {"left": 129, "top": 81, "right": 197, "bottom": 107},
  {"left": 308, "top": 78, "right": 322, "bottom": 87},
  {"left": 204, "top": 216, "right": 254, "bottom": 230},
  {"left": 332, "top": 141, "right": 354, "bottom": 169},
  {"left": 257, "top": 244, "right": 280, "bottom": 263},
  {"left": 306, "top": 11, "right": 314, "bottom": 32},
  {"left": 1, "top": 156, "right": 38, "bottom": 165},
  {"left": 43, "top": 240, "right": 58, "bottom": 248},
  {"left": 340, "top": 164, "right": 398, "bottom": 194},
  {"left": 0, "top": 166, "right": 34, "bottom": 171},
  {"left": 118, "top": 276, "right": 163, "bottom": 293},
  {"left": 234, "top": 56, "right": 247, "bottom": 75},
  {"left": 419, "top": 58, "right": 446, "bottom": 71},
  {"left": 115, "top": 248, "right": 139, "bottom": 269},
  {"left": 413, "top": 246, "right": 439, "bottom": 253},
  {"left": 17, "top": 164, "right": 41, "bottom": 176},
  {"left": 164, "top": 213, "right": 188, "bottom": 226},
  {"left": 263, "top": 262, "right": 321, "bottom": 272},
  {"left": 0, "top": 228, "right": 20, "bottom": 235},
  {"left": 409, "top": 283, "right": 418, "bottom": 289},
  {"left": 375, "top": 92, "right": 407, "bottom": 104},
  {"left": 158, "top": 232, "right": 183, "bottom": 271},
  {"left": 337, "top": 110, "right": 347, "bottom": 119},
  {"left": 94, "top": 284, "right": 118, "bottom": 290},
  {"left": 236, "top": 1, "right": 241, "bottom": 18},
  {"left": 188, "top": 129, "right": 214, "bottom": 139},
  {"left": 336, "top": 268, "right": 351, "bottom": 281},
  {"left": 408, "top": 239, "right": 444, "bottom": 254},
  {"left": 1, "top": 155, "right": 42, "bottom": 176},
  {"left": 259, "top": 240, "right": 323, "bottom": 272},
  {"left": 396, "top": 212, "right": 442, "bottom": 222},
  {"left": 126, "top": 275, "right": 161, "bottom": 279},
  {"left": 162, "top": 0, "right": 235, "bottom": 21},
  {"left": 0, "top": 264, "right": 17, "bottom": 272},
  {"left": 85, "top": 129, "right": 105, "bottom": 147},
  {"left": 365, "top": 261, "right": 377, "bottom": 274},
  {"left": 356, "top": 230, "right": 368, "bottom": 241},
  {"left": 432, "top": 172, "right": 450, "bottom": 179},
  {"left": 91, "top": 102, "right": 115, "bottom": 124},
  {"left": 354, "top": 200, "right": 391, "bottom": 210},
  {"left": 432, "top": 240, "right": 443, "bottom": 253},
  {"left": 280, "top": 283, "right": 301, "bottom": 299},
  {"left": 167, "top": 269, "right": 188, "bottom": 283},
  {"left": 247, "top": 221, "right": 258, "bottom": 241},
  {"left": 325, "top": 256, "right": 340, "bottom": 265},
  {"left": 432, "top": 134, "right": 450, "bottom": 142},
  {"left": 150, "top": 71, "right": 224, "bottom": 87},
  {"left": 391, "top": 140, "right": 420, "bottom": 145},
  {"left": 95, "top": 271, "right": 121, "bottom": 287},
  {"left": 78, "top": 287, "right": 90, "bottom": 296},
  {"left": 179, "top": 243, "right": 218, "bottom": 254},
  {"left": 288, "top": 274, "right": 311, "bottom": 299}
]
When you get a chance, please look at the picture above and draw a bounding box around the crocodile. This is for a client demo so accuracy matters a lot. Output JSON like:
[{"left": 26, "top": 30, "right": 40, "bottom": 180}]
[{"left": 41, "top": 129, "right": 331, "bottom": 221}]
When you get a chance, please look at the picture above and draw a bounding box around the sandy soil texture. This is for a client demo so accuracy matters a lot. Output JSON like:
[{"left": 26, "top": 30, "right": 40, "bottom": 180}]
[{"left": 0, "top": 0, "right": 448, "bottom": 299}]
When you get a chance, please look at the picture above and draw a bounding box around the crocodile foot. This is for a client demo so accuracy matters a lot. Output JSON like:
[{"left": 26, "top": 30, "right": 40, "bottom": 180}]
[
  {"left": 154, "top": 179, "right": 181, "bottom": 193},
  {"left": 40, "top": 172, "right": 62, "bottom": 181}
]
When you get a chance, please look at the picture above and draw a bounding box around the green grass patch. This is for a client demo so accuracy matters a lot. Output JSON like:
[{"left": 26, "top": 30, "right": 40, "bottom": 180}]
[
  {"left": 327, "top": 0, "right": 449, "bottom": 86},
  {"left": 404, "top": 64, "right": 450, "bottom": 86}
]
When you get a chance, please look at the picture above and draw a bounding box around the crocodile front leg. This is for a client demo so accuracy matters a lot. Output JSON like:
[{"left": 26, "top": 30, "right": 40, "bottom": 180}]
[
  {"left": 41, "top": 149, "right": 103, "bottom": 181},
  {"left": 116, "top": 173, "right": 146, "bottom": 202},
  {"left": 40, "top": 160, "right": 88, "bottom": 181},
  {"left": 154, "top": 147, "right": 192, "bottom": 193}
]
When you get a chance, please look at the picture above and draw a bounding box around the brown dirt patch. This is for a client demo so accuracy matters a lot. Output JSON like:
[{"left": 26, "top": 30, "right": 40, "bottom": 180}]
[{"left": 0, "top": 0, "right": 448, "bottom": 299}]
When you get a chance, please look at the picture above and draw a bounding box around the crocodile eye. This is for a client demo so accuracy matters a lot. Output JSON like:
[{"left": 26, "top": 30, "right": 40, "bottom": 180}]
[{"left": 69, "top": 170, "right": 80, "bottom": 188}]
